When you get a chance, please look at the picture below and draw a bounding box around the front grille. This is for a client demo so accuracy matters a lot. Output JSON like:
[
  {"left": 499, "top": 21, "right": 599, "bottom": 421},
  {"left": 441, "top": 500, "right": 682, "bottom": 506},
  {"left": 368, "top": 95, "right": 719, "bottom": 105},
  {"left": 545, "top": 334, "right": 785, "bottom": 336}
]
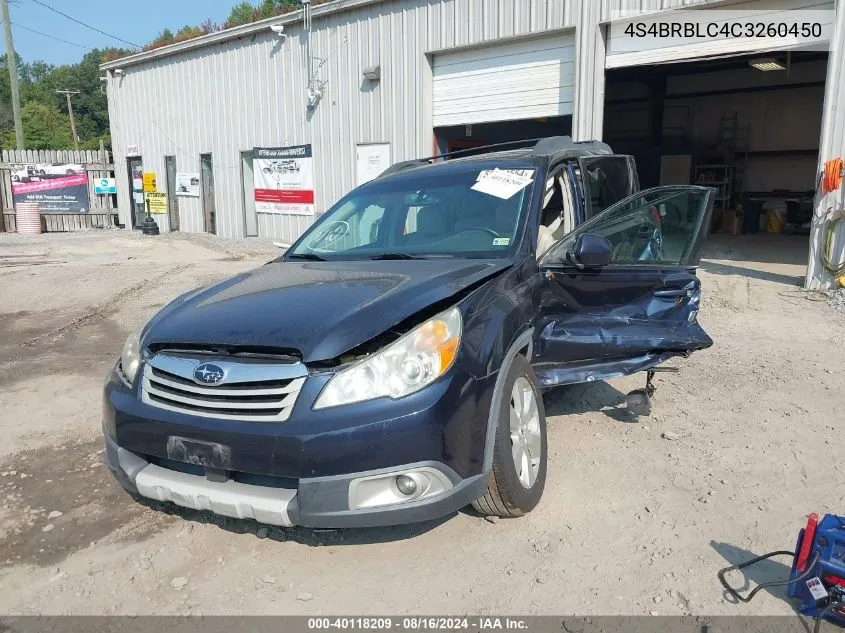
[{"left": 141, "top": 353, "right": 307, "bottom": 422}]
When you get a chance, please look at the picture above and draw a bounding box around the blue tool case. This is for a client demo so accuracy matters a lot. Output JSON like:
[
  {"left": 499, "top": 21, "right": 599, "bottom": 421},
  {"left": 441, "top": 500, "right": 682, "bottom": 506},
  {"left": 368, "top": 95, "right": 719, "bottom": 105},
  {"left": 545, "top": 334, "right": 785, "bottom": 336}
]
[{"left": 787, "top": 514, "right": 845, "bottom": 624}]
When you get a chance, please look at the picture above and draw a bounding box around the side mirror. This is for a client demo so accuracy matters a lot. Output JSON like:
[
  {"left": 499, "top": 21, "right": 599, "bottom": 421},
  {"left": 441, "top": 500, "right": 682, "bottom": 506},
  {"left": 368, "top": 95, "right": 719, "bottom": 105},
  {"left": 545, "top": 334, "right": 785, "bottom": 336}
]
[{"left": 568, "top": 233, "right": 613, "bottom": 268}]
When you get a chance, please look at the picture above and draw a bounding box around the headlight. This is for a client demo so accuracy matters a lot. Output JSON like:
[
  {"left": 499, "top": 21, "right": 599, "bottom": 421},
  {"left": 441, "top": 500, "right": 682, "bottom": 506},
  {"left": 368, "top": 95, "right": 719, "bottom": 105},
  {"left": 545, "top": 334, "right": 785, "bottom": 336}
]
[
  {"left": 314, "top": 306, "right": 462, "bottom": 409},
  {"left": 119, "top": 327, "right": 144, "bottom": 384}
]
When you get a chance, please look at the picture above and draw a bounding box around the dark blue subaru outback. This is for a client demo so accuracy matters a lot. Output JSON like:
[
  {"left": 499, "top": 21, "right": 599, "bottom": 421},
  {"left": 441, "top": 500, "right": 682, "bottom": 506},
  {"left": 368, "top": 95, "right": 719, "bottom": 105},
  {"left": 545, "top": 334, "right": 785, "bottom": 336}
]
[{"left": 103, "top": 137, "right": 714, "bottom": 528}]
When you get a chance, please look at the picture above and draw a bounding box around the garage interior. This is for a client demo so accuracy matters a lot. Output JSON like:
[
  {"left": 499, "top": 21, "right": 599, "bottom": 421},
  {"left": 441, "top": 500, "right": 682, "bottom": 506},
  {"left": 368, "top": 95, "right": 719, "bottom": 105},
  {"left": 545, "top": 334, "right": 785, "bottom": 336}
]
[
  {"left": 430, "top": 35, "right": 828, "bottom": 275},
  {"left": 603, "top": 50, "right": 828, "bottom": 264}
]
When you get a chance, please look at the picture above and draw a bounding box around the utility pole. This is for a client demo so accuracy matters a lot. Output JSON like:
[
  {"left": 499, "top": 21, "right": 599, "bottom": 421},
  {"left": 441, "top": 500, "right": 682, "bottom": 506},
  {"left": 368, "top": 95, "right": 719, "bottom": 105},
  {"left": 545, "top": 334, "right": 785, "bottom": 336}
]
[
  {"left": 1, "top": 0, "right": 24, "bottom": 149},
  {"left": 56, "top": 89, "right": 80, "bottom": 151}
]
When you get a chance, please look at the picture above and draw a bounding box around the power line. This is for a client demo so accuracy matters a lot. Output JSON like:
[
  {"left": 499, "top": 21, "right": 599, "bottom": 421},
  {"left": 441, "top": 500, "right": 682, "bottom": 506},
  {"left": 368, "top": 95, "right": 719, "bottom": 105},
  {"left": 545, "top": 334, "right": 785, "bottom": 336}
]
[
  {"left": 4, "top": 19, "right": 90, "bottom": 50},
  {"left": 28, "top": 0, "right": 140, "bottom": 49}
]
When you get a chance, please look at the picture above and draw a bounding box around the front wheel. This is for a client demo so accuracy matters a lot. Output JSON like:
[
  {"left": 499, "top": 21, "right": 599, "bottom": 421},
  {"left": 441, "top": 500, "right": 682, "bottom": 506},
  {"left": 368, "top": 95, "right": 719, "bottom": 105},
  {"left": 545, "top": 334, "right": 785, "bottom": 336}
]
[{"left": 473, "top": 354, "right": 547, "bottom": 517}]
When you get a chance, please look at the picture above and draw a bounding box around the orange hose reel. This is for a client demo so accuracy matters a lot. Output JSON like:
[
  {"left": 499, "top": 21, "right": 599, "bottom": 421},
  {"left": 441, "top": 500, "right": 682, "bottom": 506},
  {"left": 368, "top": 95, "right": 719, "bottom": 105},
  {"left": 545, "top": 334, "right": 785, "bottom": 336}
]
[{"left": 821, "top": 157, "right": 844, "bottom": 195}]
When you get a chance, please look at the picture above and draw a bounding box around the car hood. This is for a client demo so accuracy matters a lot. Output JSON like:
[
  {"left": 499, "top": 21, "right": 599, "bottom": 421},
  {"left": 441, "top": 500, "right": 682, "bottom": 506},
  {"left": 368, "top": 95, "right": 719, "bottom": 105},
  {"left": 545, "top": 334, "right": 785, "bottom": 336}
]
[{"left": 142, "top": 259, "right": 511, "bottom": 362}]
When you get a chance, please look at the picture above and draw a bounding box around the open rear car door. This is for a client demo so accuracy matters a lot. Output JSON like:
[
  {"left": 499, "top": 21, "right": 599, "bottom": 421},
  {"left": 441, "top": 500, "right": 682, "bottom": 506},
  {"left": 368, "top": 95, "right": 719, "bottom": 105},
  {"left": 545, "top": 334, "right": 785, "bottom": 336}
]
[{"left": 533, "top": 185, "right": 715, "bottom": 388}]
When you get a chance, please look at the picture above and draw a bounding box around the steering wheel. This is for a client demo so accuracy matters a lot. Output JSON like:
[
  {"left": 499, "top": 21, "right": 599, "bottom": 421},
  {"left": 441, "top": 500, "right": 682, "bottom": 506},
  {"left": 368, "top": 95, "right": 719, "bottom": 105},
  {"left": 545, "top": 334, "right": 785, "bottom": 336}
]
[{"left": 457, "top": 227, "right": 501, "bottom": 238}]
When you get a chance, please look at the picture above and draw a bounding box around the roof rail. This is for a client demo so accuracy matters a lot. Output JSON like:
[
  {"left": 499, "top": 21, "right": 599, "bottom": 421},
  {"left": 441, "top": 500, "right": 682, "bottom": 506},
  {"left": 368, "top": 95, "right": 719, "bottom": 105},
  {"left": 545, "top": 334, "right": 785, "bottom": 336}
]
[
  {"left": 377, "top": 159, "right": 431, "bottom": 178},
  {"left": 376, "top": 138, "right": 543, "bottom": 179},
  {"left": 531, "top": 136, "right": 613, "bottom": 157},
  {"left": 375, "top": 136, "right": 613, "bottom": 180}
]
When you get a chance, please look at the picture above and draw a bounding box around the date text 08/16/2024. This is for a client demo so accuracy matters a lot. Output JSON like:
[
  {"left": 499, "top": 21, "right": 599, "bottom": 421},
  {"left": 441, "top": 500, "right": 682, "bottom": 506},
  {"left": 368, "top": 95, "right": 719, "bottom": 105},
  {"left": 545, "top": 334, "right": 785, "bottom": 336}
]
[{"left": 307, "top": 618, "right": 529, "bottom": 630}]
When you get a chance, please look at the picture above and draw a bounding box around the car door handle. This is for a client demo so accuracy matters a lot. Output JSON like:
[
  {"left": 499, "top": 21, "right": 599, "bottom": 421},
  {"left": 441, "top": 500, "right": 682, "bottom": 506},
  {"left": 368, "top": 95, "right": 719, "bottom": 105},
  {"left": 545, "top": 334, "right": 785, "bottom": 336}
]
[{"left": 653, "top": 288, "right": 690, "bottom": 298}]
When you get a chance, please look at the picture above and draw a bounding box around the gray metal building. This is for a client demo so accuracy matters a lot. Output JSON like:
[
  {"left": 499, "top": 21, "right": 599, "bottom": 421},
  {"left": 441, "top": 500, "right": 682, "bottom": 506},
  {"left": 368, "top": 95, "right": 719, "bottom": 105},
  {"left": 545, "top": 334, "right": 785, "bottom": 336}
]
[{"left": 102, "top": 0, "right": 845, "bottom": 288}]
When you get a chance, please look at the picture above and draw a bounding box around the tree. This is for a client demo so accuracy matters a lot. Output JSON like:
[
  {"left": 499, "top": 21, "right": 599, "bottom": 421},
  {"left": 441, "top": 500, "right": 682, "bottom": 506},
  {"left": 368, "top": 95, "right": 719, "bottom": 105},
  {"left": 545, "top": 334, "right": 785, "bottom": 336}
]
[
  {"left": 226, "top": 2, "right": 257, "bottom": 28},
  {"left": 0, "top": 48, "right": 116, "bottom": 150},
  {"left": 2, "top": 101, "right": 72, "bottom": 149}
]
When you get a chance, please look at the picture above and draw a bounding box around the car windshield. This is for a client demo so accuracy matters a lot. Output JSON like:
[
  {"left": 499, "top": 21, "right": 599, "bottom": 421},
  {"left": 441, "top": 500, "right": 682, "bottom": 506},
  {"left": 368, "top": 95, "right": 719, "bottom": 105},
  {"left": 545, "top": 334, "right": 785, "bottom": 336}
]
[{"left": 286, "top": 165, "right": 536, "bottom": 260}]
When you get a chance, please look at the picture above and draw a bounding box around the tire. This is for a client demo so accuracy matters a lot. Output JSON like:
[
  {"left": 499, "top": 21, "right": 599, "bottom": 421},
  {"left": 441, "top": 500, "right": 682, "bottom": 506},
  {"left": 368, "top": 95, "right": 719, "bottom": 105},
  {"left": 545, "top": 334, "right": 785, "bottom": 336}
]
[{"left": 473, "top": 353, "right": 547, "bottom": 517}]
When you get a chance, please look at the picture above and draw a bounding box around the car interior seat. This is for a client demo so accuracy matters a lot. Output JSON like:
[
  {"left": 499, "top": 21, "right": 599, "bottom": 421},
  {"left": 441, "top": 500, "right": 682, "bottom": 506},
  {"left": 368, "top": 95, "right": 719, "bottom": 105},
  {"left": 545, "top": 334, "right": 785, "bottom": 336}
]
[
  {"left": 537, "top": 172, "right": 571, "bottom": 259},
  {"left": 403, "top": 204, "right": 451, "bottom": 245},
  {"left": 492, "top": 198, "right": 521, "bottom": 236}
]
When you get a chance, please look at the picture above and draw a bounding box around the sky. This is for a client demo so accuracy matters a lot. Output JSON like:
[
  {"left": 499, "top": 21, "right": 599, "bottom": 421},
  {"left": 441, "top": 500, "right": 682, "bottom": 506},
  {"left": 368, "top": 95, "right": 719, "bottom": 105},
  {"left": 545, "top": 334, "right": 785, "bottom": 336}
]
[{"left": 7, "top": 0, "right": 241, "bottom": 66}]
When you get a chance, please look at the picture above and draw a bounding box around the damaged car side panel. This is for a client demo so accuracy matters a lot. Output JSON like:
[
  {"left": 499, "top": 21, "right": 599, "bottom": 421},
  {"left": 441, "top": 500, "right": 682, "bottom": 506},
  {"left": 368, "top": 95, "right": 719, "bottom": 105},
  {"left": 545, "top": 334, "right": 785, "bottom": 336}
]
[
  {"left": 531, "top": 185, "right": 715, "bottom": 388},
  {"left": 531, "top": 267, "right": 712, "bottom": 387}
]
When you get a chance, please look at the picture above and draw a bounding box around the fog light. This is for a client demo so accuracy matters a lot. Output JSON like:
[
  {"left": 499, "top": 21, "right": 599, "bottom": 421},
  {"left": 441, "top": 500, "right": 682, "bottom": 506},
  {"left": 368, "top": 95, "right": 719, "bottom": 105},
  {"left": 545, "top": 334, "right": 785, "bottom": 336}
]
[
  {"left": 395, "top": 474, "right": 417, "bottom": 496},
  {"left": 348, "top": 467, "right": 453, "bottom": 509}
]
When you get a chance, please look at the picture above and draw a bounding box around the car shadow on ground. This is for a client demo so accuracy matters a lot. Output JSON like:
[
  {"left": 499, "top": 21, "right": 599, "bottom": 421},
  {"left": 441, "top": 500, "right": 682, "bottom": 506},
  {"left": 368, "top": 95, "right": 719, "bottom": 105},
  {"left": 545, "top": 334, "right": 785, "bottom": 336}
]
[
  {"left": 699, "top": 260, "right": 805, "bottom": 287},
  {"left": 543, "top": 381, "right": 639, "bottom": 424},
  {"left": 133, "top": 495, "right": 453, "bottom": 547},
  {"left": 710, "top": 540, "right": 798, "bottom": 605}
]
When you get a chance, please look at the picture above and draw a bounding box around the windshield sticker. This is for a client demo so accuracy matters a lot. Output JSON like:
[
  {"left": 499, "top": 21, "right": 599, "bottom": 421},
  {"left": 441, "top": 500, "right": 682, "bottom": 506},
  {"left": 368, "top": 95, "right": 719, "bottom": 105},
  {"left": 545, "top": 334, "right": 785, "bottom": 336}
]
[
  {"left": 472, "top": 168, "right": 534, "bottom": 200},
  {"left": 493, "top": 237, "right": 510, "bottom": 246}
]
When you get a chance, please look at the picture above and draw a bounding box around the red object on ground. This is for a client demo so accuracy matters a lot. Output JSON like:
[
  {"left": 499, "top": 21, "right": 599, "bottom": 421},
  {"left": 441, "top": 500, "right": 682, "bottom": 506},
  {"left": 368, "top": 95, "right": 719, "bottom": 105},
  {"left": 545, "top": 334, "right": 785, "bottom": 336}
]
[{"left": 797, "top": 512, "right": 819, "bottom": 574}]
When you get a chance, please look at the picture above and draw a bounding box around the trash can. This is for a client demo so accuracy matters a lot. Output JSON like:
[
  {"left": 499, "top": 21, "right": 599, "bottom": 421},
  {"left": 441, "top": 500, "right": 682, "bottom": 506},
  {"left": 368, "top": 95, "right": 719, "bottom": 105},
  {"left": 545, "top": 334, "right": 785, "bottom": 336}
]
[
  {"left": 742, "top": 199, "right": 763, "bottom": 235},
  {"left": 15, "top": 202, "right": 41, "bottom": 235}
]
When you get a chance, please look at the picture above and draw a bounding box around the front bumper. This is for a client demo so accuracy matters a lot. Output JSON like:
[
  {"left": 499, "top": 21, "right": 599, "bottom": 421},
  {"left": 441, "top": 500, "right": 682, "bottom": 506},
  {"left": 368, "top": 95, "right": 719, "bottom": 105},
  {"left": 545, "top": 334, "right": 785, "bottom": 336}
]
[{"left": 105, "top": 435, "right": 487, "bottom": 528}]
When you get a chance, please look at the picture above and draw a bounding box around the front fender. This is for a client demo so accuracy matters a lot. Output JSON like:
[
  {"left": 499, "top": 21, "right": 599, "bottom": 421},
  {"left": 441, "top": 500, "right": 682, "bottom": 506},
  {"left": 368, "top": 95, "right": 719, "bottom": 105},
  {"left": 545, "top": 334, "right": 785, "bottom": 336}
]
[{"left": 457, "top": 261, "right": 539, "bottom": 380}]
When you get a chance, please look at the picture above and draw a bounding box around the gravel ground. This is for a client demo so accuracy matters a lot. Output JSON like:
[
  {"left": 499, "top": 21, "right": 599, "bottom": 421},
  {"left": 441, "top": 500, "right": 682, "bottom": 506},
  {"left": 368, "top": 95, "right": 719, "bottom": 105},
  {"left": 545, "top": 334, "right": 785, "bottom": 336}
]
[{"left": 0, "top": 229, "right": 842, "bottom": 616}]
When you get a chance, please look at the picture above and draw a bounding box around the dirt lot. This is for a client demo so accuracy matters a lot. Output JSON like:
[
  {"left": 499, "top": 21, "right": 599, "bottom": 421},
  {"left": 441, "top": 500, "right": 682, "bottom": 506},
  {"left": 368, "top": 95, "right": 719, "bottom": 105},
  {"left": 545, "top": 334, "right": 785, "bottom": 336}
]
[{"left": 0, "top": 229, "right": 842, "bottom": 616}]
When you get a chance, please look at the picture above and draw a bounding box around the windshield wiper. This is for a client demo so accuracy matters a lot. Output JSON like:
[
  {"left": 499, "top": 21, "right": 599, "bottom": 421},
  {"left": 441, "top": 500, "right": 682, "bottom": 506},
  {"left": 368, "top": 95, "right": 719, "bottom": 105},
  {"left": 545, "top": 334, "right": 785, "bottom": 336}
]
[
  {"left": 286, "top": 252, "right": 327, "bottom": 261},
  {"left": 369, "top": 253, "right": 426, "bottom": 260}
]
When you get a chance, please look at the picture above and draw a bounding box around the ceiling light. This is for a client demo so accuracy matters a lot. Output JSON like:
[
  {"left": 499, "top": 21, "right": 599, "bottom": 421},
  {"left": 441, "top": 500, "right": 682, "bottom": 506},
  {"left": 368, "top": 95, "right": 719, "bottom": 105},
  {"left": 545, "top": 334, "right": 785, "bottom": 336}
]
[{"left": 749, "top": 57, "right": 786, "bottom": 71}]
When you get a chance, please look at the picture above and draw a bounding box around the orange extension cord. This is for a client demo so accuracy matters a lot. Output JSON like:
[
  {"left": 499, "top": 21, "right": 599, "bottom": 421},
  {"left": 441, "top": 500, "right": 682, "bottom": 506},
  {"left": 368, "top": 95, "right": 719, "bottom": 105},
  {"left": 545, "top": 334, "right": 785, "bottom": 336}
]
[
  {"left": 821, "top": 157, "right": 844, "bottom": 195},
  {"left": 818, "top": 158, "right": 845, "bottom": 284}
]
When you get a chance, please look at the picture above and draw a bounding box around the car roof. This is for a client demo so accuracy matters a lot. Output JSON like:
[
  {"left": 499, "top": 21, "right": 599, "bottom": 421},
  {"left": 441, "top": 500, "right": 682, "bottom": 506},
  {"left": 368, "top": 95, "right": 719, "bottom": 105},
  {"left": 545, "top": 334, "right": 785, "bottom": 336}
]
[{"left": 375, "top": 136, "right": 614, "bottom": 182}]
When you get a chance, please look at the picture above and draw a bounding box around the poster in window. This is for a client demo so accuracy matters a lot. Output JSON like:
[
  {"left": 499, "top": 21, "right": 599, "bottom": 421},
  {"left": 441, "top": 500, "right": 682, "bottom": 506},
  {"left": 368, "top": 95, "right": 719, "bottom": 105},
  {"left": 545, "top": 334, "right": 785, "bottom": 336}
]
[{"left": 253, "top": 145, "right": 315, "bottom": 215}]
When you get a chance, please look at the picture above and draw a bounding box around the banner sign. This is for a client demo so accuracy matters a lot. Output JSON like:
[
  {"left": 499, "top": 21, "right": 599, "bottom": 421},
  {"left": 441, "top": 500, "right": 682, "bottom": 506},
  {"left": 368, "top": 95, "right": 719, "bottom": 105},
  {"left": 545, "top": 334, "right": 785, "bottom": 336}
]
[
  {"left": 253, "top": 145, "right": 315, "bottom": 215},
  {"left": 11, "top": 163, "right": 89, "bottom": 213},
  {"left": 145, "top": 191, "right": 167, "bottom": 214},
  {"left": 176, "top": 172, "right": 199, "bottom": 197},
  {"left": 94, "top": 177, "right": 116, "bottom": 194}
]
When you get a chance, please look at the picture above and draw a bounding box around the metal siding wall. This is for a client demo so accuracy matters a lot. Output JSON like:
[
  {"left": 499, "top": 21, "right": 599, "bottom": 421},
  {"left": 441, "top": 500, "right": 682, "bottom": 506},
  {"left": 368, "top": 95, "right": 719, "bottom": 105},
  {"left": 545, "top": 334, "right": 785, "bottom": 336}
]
[
  {"left": 105, "top": 77, "right": 130, "bottom": 228},
  {"left": 600, "top": 0, "right": 713, "bottom": 21},
  {"left": 106, "top": 0, "right": 573, "bottom": 241},
  {"left": 572, "top": 1, "right": 606, "bottom": 140},
  {"left": 807, "top": 0, "right": 845, "bottom": 288}
]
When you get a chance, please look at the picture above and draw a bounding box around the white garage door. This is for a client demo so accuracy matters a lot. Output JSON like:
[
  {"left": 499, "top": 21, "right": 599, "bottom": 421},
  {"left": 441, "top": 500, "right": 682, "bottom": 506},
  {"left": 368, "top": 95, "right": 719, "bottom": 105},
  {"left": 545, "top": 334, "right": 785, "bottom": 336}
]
[
  {"left": 606, "top": 0, "right": 835, "bottom": 68},
  {"left": 432, "top": 34, "right": 576, "bottom": 127}
]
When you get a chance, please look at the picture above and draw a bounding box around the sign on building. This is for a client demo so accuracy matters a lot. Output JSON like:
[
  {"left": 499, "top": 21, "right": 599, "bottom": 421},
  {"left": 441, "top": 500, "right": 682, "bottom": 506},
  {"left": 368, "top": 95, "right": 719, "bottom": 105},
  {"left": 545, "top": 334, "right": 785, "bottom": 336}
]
[
  {"left": 142, "top": 172, "right": 157, "bottom": 192},
  {"left": 175, "top": 172, "right": 199, "bottom": 197},
  {"left": 356, "top": 143, "right": 391, "bottom": 186},
  {"left": 253, "top": 145, "right": 315, "bottom": 215},
  {"left": 145, "top": 191, "right": 167, "bottom": 213}
]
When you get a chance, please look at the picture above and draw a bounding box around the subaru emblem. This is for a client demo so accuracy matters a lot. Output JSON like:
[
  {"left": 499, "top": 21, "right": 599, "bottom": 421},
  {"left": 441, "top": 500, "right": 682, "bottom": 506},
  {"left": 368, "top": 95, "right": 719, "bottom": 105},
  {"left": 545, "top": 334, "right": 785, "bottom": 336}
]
[{"left": 193, "top": 363, "right": 226, "bottom": 385}]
